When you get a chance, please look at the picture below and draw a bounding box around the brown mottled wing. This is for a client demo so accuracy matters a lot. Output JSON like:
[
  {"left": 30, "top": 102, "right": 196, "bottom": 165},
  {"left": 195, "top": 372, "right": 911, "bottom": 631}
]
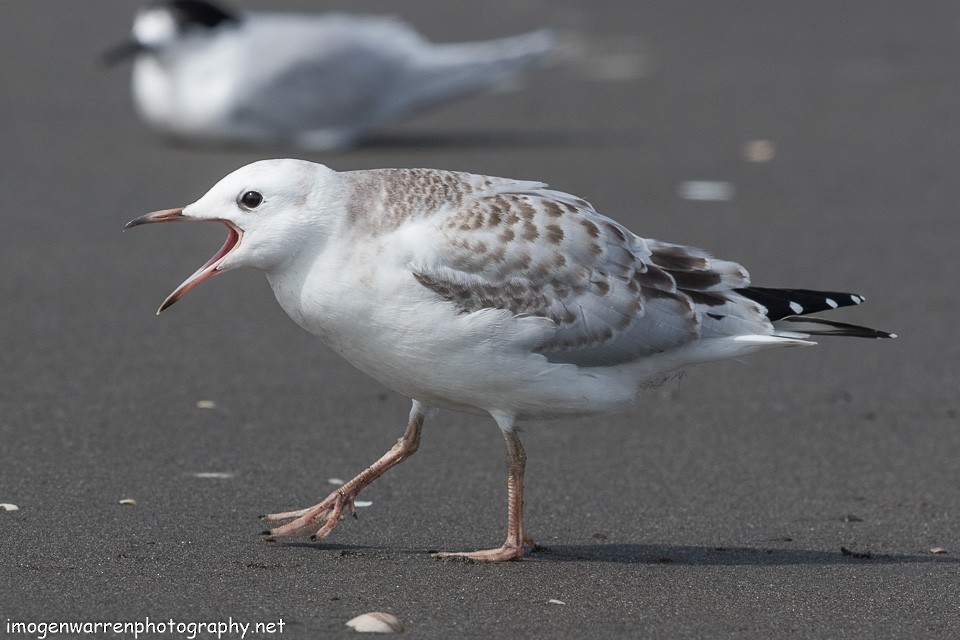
[{"left": 411, "top": 180, "right": 772, "bottom": 366}]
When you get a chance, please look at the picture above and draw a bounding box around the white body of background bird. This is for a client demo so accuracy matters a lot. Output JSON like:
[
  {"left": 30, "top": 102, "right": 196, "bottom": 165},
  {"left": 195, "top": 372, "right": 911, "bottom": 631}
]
[{"left": 106, "top": 0, "right": 559, "bottom": 151}]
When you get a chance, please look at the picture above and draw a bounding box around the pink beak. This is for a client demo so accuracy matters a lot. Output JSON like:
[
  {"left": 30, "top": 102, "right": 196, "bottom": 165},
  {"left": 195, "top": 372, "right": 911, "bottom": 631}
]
[{"left": 125, "top": 208, "right": 242, "bottom": 314}]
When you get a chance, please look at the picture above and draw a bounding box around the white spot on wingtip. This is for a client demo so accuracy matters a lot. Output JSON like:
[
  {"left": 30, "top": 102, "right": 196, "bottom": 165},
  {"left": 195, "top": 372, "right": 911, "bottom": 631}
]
[
  {"left": 789, "top": 301, "right": 804, "bottom": 315},
  {"left": 850, "top": 294, "right": 864, "bottom": 304},
  {"left": 825, "top": 298, "right": 838, "bottom": 309}
]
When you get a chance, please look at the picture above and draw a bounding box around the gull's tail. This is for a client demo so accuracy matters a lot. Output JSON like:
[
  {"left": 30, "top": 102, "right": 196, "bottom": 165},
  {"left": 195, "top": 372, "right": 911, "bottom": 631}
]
[
  {"left": 736, "top": 287, "right": 896, "bottom": 339},
  {"left": 401, "top": 28, "right": 560, "bottom": 110}
]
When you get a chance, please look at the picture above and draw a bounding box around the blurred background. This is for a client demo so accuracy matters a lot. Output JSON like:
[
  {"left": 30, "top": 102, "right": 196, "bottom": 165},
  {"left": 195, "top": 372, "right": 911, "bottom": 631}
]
[{"left": 1, "top": 1, "right": 957, "bottom": 637}]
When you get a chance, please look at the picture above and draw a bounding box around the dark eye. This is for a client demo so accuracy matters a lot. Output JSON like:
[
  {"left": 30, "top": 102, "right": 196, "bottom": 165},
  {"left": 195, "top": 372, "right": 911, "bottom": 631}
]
[{"left": 239, "top": 190, "right": 263, "bottom": 209}]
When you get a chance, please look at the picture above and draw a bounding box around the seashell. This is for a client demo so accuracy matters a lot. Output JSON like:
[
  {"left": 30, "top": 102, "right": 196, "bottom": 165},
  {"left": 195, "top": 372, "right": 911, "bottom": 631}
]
[
  {"left": 118, "top": 498, "right": 137, "bottom": 506},
  {"left": 345, "top": 612, "right": 403, "bottom": 633},
  {"left": 0, "top": 503, "right": 19, "bottom": 511},
  {"left": 741, "top": 139, "right": 776, "bottom": 163},
  {"left": 677, "top": 180, "right": 735, "bottom": 202}
]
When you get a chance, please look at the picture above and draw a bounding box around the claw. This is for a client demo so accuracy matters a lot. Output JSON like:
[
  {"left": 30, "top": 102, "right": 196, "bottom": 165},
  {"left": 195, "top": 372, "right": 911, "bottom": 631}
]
[
  {"left": 433, "top": 541, "right": 526, "bottom": 562},
  {"left": 257, "top": 409, "right": 425, "bottom": 547}
]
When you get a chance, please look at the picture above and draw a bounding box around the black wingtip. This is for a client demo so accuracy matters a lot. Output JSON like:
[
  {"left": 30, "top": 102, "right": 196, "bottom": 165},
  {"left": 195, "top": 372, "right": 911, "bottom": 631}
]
[
  {"left": 778, "top": 316, "right": 896, "bottom": 339},
  {"left": 737, "top": 287, "right": 895, "bottom": 339},
  {"left": 737, "top": 287, "right": 870, "bottom": 321}
]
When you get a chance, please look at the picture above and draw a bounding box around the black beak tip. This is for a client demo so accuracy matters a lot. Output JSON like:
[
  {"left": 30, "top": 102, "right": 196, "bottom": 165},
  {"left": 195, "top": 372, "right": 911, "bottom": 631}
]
[{"left": 101, "top": 40, "right": 145, "bottom": 67}]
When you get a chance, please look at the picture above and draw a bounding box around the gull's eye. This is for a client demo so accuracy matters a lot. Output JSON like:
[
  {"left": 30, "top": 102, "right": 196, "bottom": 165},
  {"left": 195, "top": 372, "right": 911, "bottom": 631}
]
[{"left": 239, "top": 190, "right": 263, "bottom": 209}]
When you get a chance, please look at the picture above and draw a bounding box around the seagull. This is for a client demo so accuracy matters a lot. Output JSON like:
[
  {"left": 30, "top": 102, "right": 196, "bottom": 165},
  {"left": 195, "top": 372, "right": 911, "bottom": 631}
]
[
  {"left": 104, "top": 0, "right": 559, "bottom": 151},
  {"left": 126, "top": 159, "right": 894, "bottom": 562}
]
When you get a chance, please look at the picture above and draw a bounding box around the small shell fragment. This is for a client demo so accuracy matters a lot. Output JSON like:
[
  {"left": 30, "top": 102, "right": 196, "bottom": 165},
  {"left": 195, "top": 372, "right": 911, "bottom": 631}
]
[
  {"left": 118, "top": 498, "right": 137, "bottom": 506},
  {"left": 328, "top": 478, "right": 346, "bottom": 486},
  {"left": 0, "top": 503, "right": 19, "bottom": 512},
  {"left": 548, "top": 599, "right": 566, "bottom": 605},
  {"left": 741, "top": 139, "right": 776, "bottom": 163},
  {"left": 345, "top": 612, "right": 403, "bottom": 633},
  {"left": 677, "top": 180, "right": 735, "bottom": 202},
  {"left": 354, "top": 500, "right": 373, "bottom": 508},
  {"left": 930, "top": 547, "right": 948, "bottom": 554},
  {"left": 196, "top": 400, "right": 217, "bottom": 409},
  {"left": 192, "top": 472, "right": 235, "bottom": 479}
]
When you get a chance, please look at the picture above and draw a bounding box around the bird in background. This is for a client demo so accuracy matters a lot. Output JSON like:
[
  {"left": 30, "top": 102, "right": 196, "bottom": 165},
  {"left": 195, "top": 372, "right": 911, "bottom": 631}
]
[
  {"left": 126, "top": 159, "right": 894, "bottom": 561},
  {"left": 104, "top": 0, "right": 560, "bottom": 151}
]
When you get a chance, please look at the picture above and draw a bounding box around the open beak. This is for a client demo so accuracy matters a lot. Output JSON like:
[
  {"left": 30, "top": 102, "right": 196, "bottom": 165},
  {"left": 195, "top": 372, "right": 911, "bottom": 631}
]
[{"left": 125, "top": 208, "right": 243, "bottom": 314}]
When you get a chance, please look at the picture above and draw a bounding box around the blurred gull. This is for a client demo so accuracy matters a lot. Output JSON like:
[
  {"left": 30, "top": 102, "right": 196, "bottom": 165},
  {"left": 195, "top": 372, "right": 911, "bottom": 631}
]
[
  {"left": 105, "top": 0, "right": 559, "bottom": 150},
  {"left": 126, "top": 159, "right": 894, "bottom": 561}
]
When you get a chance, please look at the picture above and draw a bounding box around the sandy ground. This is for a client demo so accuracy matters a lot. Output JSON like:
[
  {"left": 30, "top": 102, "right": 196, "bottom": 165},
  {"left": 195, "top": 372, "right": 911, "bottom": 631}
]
[{"left": 1, "top": 1, "right": 957, "bottom": 638}]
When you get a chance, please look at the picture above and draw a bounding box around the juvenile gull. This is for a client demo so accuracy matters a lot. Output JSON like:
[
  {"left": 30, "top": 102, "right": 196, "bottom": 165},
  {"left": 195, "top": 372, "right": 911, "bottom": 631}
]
[
  {"left": 104, "top": 0, "right": 558, "bottom": 151},
  {"left": 126, "top": 159, "right": 894, "bottom": 562}
]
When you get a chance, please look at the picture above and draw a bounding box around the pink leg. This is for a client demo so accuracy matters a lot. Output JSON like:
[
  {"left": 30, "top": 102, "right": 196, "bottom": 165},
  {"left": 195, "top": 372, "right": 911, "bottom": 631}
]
[
  {"left": 261, "top": 403, "right": 424, "bottom": 541},
  {"left": 435, "top": 428, "right": 536, "bottom": 562}
]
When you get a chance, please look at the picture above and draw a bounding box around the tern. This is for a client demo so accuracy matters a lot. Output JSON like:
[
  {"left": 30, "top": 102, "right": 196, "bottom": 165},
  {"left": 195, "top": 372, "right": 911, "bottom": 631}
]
[{"left": 105, "top": 0, "right": 559, "bottom": 151}]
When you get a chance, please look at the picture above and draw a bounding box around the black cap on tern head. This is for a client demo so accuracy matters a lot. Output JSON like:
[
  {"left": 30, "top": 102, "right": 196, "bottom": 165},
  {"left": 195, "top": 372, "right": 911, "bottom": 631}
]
[
  {"left": 166, "top": 0, "right": 242, "bottom": 30},
  {"left": 102, "top": 0, "right": 241, "bottom": 65}
]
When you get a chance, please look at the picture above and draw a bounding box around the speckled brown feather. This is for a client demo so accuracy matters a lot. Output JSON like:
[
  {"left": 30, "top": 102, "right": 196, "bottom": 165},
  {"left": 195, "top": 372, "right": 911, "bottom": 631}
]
[{"left": 340, "top": 169, "right": 773, "bottom": 367}]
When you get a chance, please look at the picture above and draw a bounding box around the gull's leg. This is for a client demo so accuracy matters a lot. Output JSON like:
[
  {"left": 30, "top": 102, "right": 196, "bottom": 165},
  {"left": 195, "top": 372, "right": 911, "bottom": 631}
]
[
  {"left": 261, "top": 401, "right": 425, "bottom": 541},
  {"left": 435, "top": 420, "right": 535, "bottom": 562}
]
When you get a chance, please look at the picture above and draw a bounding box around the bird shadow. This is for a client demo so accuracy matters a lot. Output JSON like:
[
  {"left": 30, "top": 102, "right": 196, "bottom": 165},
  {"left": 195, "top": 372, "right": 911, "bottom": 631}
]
[
  {"left": 536, "top": 543, "right": 960, "bottom": 566},
  {"left": 357, "top": 128, "right": 642, "bottom": 151},
  {"left": 159, "top": 128, "right": 641, "bottom": 155},
  {"left": 267, "top": 540, "right": 957, "bottom": 566}
]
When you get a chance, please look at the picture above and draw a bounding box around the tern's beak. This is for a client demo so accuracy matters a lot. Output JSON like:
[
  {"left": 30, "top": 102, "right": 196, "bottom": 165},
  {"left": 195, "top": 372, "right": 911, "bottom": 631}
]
[
  {"left": 102, "top": 39, "right": 148, "bottom": 66},
  {"left": 125, "top": 207, "right": 243, "bottom": 315}
]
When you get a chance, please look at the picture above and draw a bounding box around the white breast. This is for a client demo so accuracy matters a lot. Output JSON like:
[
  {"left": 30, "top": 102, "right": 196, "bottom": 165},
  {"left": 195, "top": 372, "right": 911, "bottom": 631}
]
[{"left": 262, "top": 225, "right": 645, "bottom": 420}]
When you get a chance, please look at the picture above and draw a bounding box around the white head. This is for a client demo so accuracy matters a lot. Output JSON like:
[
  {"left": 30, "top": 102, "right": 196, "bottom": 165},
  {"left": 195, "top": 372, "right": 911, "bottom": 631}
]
[
  {"left": 103, "top": 0, "right": 242, "bottom": 63},
  {"left": 126, "top": 159, "right": 339, "bottom": 313},
  {"left": 132, "top": 7, "right": 181, "bottom": 50}
]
